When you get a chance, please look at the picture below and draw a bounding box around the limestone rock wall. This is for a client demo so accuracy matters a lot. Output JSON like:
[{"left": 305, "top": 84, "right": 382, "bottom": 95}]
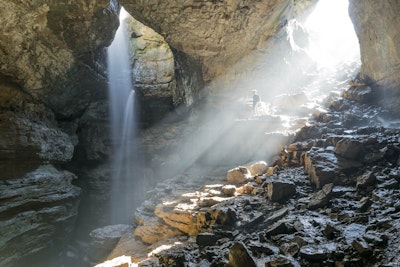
[
  {"left": 0, "top": 0, "right": 119, "bottom": 119},
  {"left": 120, "top": 0, "right": 318, "bottom": 82},
  {"left": 128, "top": 18, "right": 176, "bottom": 101},
  {"left": 0, "top": 1, "right": 119, "bottom": 265},
  {"left": 348, "top": 0, "right": 400, "bottom": 96},
  {"left": 0, "top": 165, "right": 80, "bottom": 266},
  {"left": 0, "top": 82, "right": 70, "bottom": 177},
  {"left": 126, "top": 16, "right": 204, "bottom": 125},
  {"left": 0, "top": 81, "right": 80, "bottom": 266}
]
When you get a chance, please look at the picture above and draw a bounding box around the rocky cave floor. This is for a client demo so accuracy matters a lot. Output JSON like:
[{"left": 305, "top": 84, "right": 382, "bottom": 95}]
[{"left": 94, "top": 87, "right": 400, "bottom": 267}]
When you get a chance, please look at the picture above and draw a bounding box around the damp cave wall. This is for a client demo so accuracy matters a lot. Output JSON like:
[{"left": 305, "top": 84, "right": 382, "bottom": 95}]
[
  {"left": 1, "top": 0, "right": 400, "bottom": 266},
  {"left": 348, "top": 0, "right": 400, "bottom": 108}
]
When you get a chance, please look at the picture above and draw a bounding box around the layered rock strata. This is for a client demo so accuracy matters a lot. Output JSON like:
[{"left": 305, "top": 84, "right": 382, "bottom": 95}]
[
  {"left": 0, "top": 81, "right": 81, "bottom": 266},
  {"left": 0, "top": 1, "right": 118, "bottom": 265},
  {"left": 0, "top": 165, "right": 81, "bottom": 266}
]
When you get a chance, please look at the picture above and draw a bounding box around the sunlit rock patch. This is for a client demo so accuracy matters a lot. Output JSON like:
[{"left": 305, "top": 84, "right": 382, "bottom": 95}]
[{"left": 134, "top": 216, "right": 183, "bottom": 245}]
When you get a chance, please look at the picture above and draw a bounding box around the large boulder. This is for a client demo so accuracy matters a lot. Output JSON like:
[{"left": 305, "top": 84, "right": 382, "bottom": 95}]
[
  {"left": 246, "top": 161, "right": 268, "bottom": 176},
  {"left": 334, "top": 138, "right": 363, "bottom": 160},
  {"left": 89, "top": 224, "right": 133, "bottom": 262},
  {"left": 228, "top": 242, "right": 257, "bottom": 267},
  {"left": 134, "top": 217, "right": 183, "bottom": 244},
  {"left": 226, "top": 166, "right": 252, "bottom": 184},
  {"left": 154, "top": 203, "right": 199, "bottom": 236},
  {"left": 304, "top": 148, "right": 362, "bottom": 189},
  {"left": 265, "top": 178, "right": 296, "bottom": 202}
]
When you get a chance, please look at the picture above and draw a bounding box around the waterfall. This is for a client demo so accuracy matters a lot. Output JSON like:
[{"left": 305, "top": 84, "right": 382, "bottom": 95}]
[{"left": 107, "top": 7, "right": 137, "bottom": 224}]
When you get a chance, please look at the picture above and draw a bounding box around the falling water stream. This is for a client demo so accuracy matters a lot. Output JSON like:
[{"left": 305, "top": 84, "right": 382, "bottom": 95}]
[{"left": 107, "top": 7, "right": 137, "bottom": 224}]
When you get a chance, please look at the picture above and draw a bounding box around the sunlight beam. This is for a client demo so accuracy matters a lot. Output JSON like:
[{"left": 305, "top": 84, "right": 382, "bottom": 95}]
[{"left": 304, "top": 0, "right": 360, "bottom": 68}]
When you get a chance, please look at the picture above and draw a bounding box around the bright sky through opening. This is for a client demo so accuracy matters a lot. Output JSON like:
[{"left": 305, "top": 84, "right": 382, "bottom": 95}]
[
  {"left": 305, "top": 0, "right": 360, "bottom": 68},
  {"left": 119, "top": 7, "right": 131, "bottom": 21}
]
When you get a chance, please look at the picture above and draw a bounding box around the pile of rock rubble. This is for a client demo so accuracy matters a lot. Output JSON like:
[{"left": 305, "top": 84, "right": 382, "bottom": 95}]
[{"left": 94, "top": 88, "right": 400, "bottom": 267}]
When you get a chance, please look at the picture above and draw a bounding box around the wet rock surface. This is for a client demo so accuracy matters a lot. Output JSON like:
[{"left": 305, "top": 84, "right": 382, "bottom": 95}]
[
  {"left": 88, "top": 224, "right": 133, "bottom": 263},
  {"left": 0, "top": 81, "right": 82, "bottom": 267},
  {"left": 101, "top": 91, "right": 400, "bottom": 267},
  {"left": 0, "top": 165, "right": 81, "bottom": 266}
]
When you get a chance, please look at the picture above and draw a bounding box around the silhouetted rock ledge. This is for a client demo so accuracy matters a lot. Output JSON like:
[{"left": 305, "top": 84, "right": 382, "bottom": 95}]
[{"left": 94, "top": 91, "right": 400, "bottom": 267}]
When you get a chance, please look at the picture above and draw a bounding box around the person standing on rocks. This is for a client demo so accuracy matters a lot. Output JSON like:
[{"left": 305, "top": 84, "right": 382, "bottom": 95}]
[{"left": 252, "top": 90, "right": 261, "bottom": 115}]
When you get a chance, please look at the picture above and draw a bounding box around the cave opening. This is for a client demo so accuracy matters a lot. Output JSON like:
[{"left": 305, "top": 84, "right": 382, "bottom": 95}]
[
  {"left": 9, "top": 0, "right": 400, "bottom": 267},
  {"left": 66, "top": 0, "right": 364, "bottom": 266},
  {"left": 303, "top": 0, "right": 360, "bottom": 68}
]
